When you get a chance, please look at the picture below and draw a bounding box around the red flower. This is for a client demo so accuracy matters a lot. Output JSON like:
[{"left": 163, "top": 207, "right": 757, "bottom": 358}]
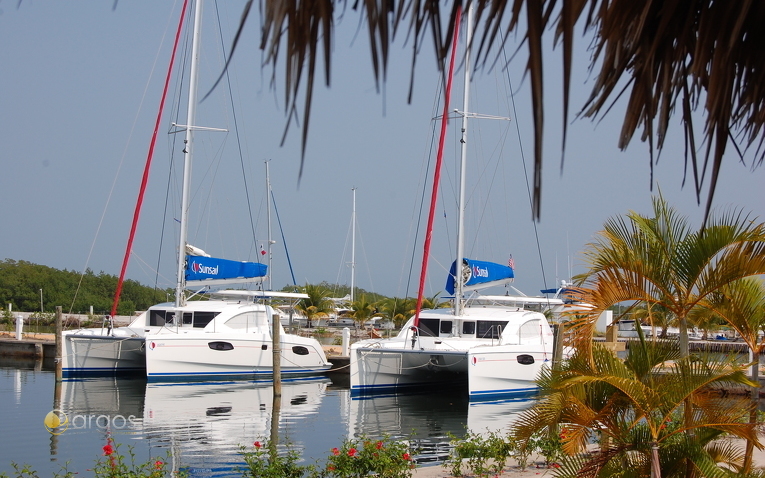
[
  {"left": 154, "top": 461, "right": 163, "bottom": 470},
  {"left": 254, "top": 441, "right": 262, "bottom": 449},
  {"left": 102, "top": 444, "right": 114, "bottom": 456},
  {"left": 328, "top": 465, "right": 336, "bottom": 471},
  {"left": 332, "top": 447, "right": 340, "bottom": 456},
  {"left": 375, "top": 441, "right": 383, "bottom": 450},
  {"left": 402, "top": 453, "right": 411, "bottom": 461},
  {"left": 348, "top": 448, "right": 358, "bottom": 457}
]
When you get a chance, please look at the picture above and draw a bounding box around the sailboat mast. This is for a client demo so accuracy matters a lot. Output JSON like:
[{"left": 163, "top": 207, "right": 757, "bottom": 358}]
[
  {"left": 266, "top": 160, "right": 273, "bottom": 290},
  {"left": 454, "top": 4, "right": 474, "bottom": 316},
  {"left": 350, "top": 187, "right": 356, "bottom": 302},
  {"left": 175, "top": 0, "right": 203, "bottom": 308}
]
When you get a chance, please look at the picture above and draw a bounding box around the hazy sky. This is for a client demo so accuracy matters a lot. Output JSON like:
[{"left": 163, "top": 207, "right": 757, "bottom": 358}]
[{"left": 2, "top": 1, "right": 763, "bottom": 303}]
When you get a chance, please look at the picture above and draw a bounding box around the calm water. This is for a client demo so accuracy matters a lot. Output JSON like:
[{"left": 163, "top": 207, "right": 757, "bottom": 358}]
[{"left": 0, "top": 358, "right": 533, "bottom": 477}]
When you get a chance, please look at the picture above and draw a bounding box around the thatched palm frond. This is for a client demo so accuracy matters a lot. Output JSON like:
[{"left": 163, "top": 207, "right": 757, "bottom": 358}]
[{"left": 246, "top": 0, "right": 765, "bottom": 221}]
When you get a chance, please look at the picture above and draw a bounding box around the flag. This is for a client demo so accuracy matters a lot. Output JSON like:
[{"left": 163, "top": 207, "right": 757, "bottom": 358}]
[{"left": 508, "top": 255, "right": 515, "bottom": 269}]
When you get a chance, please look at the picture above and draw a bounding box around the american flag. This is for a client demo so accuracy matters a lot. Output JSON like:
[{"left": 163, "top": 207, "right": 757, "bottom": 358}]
[{"left": 508, "top": 255, "right": 515, "bottom": 269}]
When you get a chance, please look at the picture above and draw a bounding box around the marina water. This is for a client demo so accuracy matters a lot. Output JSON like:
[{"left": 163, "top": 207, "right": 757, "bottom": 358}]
[{"left": 1, "top": 358, "right": 534, "bottom": 477}]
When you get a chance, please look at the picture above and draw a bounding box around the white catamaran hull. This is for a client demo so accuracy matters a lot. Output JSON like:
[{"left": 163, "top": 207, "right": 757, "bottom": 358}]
[
  {"left": 62, "top": 331, "right": 147, "bottom": 377},
  {"left": 145, "top": 333, "right": 330, "bottom": 381},
  {"left": 350, "top": 307, "right": 554, "bottom": 401}
]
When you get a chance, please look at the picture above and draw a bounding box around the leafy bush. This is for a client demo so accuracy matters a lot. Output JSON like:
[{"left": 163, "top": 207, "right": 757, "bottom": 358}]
[
  {"left": 239, "top": 440, "right": 310, "bottom": 478},
  {"left": 322, "top": 435, "right": 415, "bottom": 478},
  {"left": 444, "top": 430, "right": 513, "bottom": 477}
]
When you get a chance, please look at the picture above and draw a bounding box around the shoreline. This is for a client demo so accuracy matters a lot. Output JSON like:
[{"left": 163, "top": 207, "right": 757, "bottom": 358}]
[{"left": 411, "top": 438, "right": 765, "bottom": 477}]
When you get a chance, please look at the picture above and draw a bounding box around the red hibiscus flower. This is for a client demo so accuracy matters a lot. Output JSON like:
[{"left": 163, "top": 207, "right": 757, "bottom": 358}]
[
  {"left": 376, "top": 441, "right": 383, "bottom": 450},
  {"left": 348, "top": 448, "right": 358, "bottom": 457},
  {"left": 254, "top": 441, "right": 262, "bottom": 449},
  {"left": 402, "top": 453, "right": 411, "bottom": 461},
  {"left": 332, "top": 447, "right": 340, "bottom": 456},
  {"left": 102, "top": 444, "right": 114, "bottom": 456},
  {"left": 154, "top": 461, "right": 163, "bottom": 470}
]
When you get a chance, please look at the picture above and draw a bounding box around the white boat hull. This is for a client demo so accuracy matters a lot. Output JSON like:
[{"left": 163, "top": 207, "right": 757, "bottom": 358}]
[
  {"left": 62, "top": 331, "right": 147, "bottom": 377},
  {"left": 350, "top": 307, "right": 554, "bottom": 401},
  {"left": 145, "top": 333, "right": 331, "bottom": 381}
]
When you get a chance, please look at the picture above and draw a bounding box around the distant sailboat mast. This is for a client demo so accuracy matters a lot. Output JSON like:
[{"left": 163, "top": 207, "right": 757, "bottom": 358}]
[
  {"left": 266, "top": 160, "right": 274, "bottom": 291},
  {"left": 351, "top": 187, "right": 356, "bottom": 302}
]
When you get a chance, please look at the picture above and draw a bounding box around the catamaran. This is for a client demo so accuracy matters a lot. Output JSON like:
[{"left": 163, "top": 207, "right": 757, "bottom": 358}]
[
  {"left": 63, "top": 0, "right": 331, "bottom": 380},
  {"left": 349, "top": 5, "right": 554, "bottom": 401}
]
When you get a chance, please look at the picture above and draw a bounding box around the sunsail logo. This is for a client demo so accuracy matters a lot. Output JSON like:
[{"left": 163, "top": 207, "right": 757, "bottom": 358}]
[
  {"left": 191, "top": 261, "right": 219, "bottom": 276},
  {"left": 471, "top": 264, "right": 489, "bottom": 278}
]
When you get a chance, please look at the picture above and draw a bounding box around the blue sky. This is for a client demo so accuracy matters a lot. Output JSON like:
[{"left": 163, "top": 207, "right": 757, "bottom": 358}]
[{"left": 1, "top": 1, "right": 763, "bottom": 302}]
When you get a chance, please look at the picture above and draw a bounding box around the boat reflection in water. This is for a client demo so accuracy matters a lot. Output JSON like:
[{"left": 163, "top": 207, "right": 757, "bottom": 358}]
[
  {"left": 347, "top": 393, "right": 534, "bottom": 464},
  {"left": 59, "top": 376, "right": 146, "bottom": 430},
  {"left": 55, "top": 375, "right": 533, "bottom": 476},
  {"left": 142, "top": 377, "right": 330, "bottom": 473}
]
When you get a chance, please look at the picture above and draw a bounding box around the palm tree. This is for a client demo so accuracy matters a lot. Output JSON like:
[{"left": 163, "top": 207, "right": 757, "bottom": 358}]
[
  {"left": 561, "top": 196, "right": 765, "bottom": 477},
  {"left": 348, "top": 295, "right": 377, "bottom": 329},
  {"left": 512, "top": 332, "right": 761, "bottom": 477},
  {"left": 241, "top": 2, "right": 765, "bottom": 221},
  {"left": 631, "top": 303, "right": 674, "bottom": 339},
  {"left": 696, "top": 278, "right": 765, "bottom": 473},
  {"left": 295, "top": 284, "right": 333, "bottom": 328},
  {"left": 570, "top": 194, "right": 765, "bottom": 358},
  {"left": 377, "top": 297, "right": 413, "bottom": 329}
]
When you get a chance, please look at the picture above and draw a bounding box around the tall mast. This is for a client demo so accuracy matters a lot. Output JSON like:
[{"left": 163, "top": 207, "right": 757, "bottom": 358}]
[
  {"left": 350, "top": 187, "right": 356, "bottom": 302},
  {"left": 266, "top": 160, "right": 273, "bottom": 290},
  {"left": 454, "top": 4, "right": 474, "bottom": 316},
  {"left": 175, "top": 0, "right": 203, "bottom": 307}
]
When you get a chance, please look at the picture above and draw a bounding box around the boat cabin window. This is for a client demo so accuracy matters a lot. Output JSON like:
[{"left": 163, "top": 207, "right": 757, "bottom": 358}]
[
  {"left": 149, "top": 310, "right": 175, "bottom": 326},
  {"left": 225, "top": 311, "right": 267, "bottom": 330},
  {"left": 440, "top": 321, "right": 453, "bottom": 334},
  {"left": 462, "top": 321, "right": 476, "bottom": 335},
  {"left": 194, "top": 311, "right": 218, "bottom": 328},
  {"left": 418, "top": 319, "right": 440, "bottom": 337},
  {"left": 182, "top": 313, "right": 192, "bottom": 325},
  {"left": 476, "top": 320, "right": 508, "bottom": 339},
  {"left": 519, "top": 319, "right": 542, "bottom": 342}
]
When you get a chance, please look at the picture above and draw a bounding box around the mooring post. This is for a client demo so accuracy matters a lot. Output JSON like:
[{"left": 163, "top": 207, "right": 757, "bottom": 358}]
[
  {"left": 553, "top": 322, "right": 565, "bottom": 369},
  {"left": 272, "top": 313, "right": 281, "bottom": 398},
  {"left": 55, "top": 306, "right": 63, "bottom": 382},
  {"left": 16, "top": 314, "right": 23, "bottom": 340},
  {"left": 342, "top": 327, "right": 351, "bottom": 356}
]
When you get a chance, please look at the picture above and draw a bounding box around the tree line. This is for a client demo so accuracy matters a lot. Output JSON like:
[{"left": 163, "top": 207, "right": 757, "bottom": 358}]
[{"left": 0, "top": 259, "right": 170, "bottom": 317}]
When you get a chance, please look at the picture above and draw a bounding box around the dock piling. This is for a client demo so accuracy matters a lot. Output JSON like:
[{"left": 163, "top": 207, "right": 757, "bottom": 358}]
[{"left": 55, "top": 306, "right": 62, "bottom": 382}]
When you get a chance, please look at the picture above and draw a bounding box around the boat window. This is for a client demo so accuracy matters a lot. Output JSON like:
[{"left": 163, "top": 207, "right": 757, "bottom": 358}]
[
  {"left": 149, "top": 310, "right": 168, "bottom": 326},
  {"left": 292, "top": 346, "right": 309, "bottom": 355},
  {"left": 224, "top": 311, "right": 266, "bottom": 330},
  {"left": 208, "top": 341, "right": 234, "bottom": 351},
  {"left": 440, "top": 321, "right": 453, "bottom": 334},
  {"left": 519, "top": 319, "right": 542, "bottom": 342},
  {"left": 477, "top": 321, "right": 508, "bottom": 339},
  {"left": 182, "top": 313, "right": 192, "bottom": 325},
  {"left": 462, "top": 321, "right": 476, "bottom": 335},
  {"left": 194, "top": 311, "right": 218, "bottom": 328},
  {"left": 517, "top": 354, "right": 535, "bottom": 365},
  {"left": 418, "top": 319, "right": 440, "bottom": 337}
]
